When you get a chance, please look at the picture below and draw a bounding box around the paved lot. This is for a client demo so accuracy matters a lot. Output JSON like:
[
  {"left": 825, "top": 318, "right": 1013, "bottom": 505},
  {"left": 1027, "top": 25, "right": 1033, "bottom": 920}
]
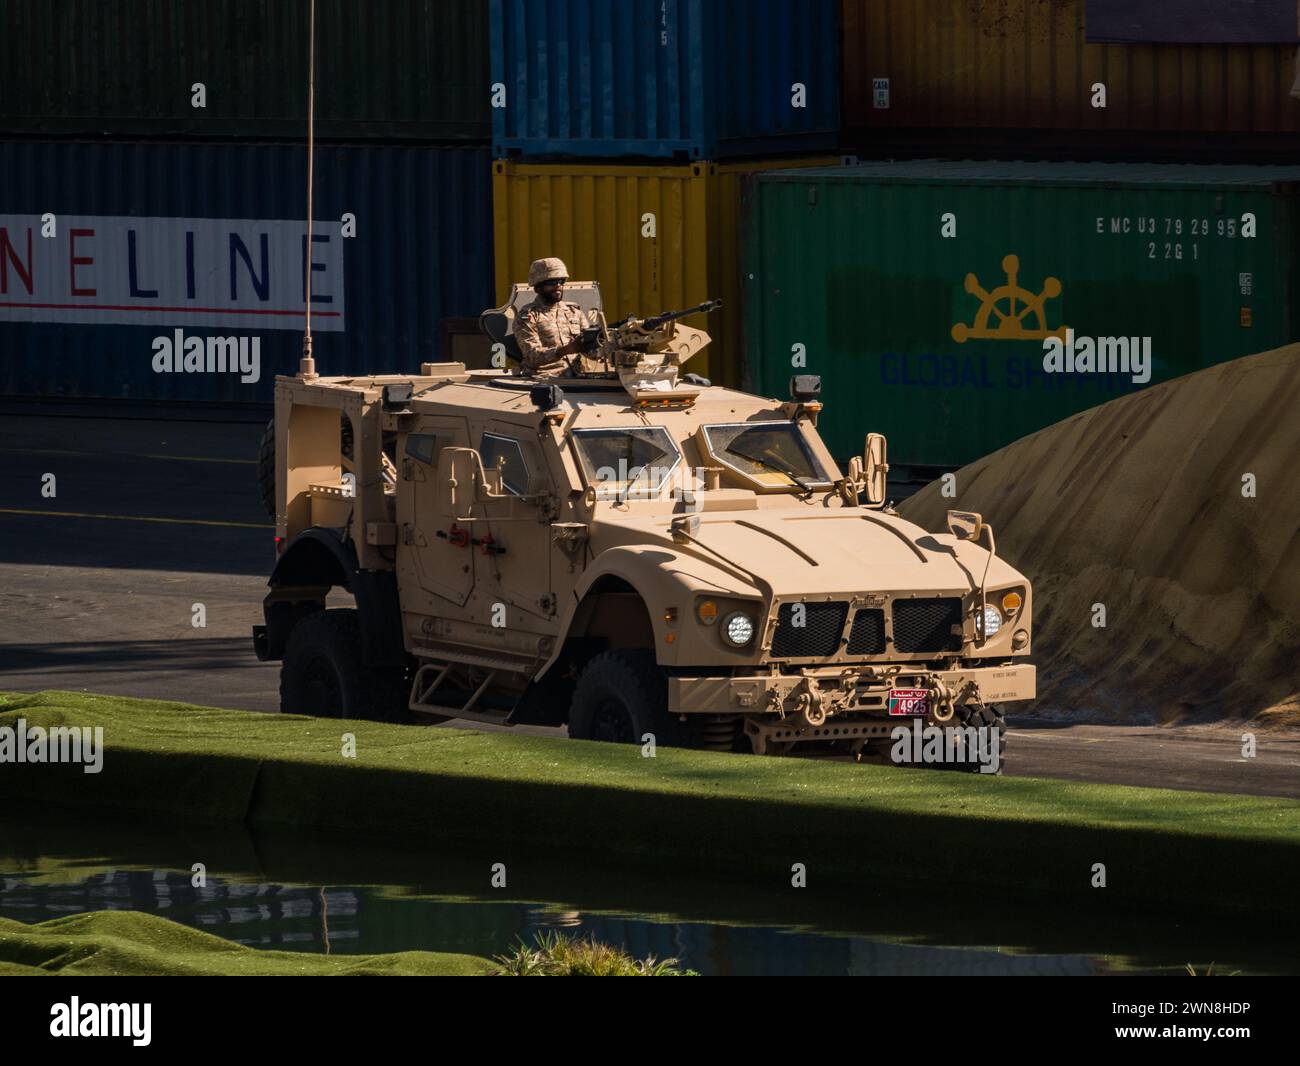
[{"left": 1, "top": 410, "right": 1296, "bottom": 797}]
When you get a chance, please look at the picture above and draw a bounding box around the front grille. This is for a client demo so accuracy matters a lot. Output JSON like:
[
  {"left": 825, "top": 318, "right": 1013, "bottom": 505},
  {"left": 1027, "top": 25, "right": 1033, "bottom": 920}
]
[
  {"left": 846, "top": 608, "right": 886, "bottom": 655},
  {"left": 770, "top": 601, "right": 848, "bottom": 658},
  {"left": 892, "top": 597, "right": 963, "bottom": 653}
]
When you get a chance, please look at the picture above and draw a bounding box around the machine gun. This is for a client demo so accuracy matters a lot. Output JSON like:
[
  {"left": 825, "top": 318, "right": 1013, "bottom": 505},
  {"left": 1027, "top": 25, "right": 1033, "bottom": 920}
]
[
  {"left": 608, "top": 299, "right": 723, "bottom": 343},
  {"left": 642, "top": 299, "right": 723, "bottom": 331},
  {"left": 576, "top": 299, "right": 723, "bottom": 375}
]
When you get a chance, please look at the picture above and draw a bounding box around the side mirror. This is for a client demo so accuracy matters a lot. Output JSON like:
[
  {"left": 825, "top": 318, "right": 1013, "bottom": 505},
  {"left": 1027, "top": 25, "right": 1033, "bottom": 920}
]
[
  {"left": 947, "top": 509, "right": 985, "bottom": 542},
  {"left": 435, "top": 447, "right": 504, "bottom": 519},
  {"left": 862, "top": 433, "right": 888, "bottom": 506}
]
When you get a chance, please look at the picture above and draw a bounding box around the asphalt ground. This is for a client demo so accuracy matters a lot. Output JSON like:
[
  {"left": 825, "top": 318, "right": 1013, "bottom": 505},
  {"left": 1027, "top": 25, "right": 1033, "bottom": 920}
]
[{"left": 1, "top": 409, "right": 1296, "bottom": 798}]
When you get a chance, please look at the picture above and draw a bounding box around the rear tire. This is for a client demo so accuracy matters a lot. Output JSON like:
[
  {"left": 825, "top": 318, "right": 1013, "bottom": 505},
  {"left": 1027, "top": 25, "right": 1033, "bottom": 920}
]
[
  {"left": 257, "top": 419, "right": 275, "bottom": 517},
  {"left": 568, "top": 650, "right": 683, "bottom": 747},
  {"left": 279, "top": 608, "right": 411, "bottom": 722}
]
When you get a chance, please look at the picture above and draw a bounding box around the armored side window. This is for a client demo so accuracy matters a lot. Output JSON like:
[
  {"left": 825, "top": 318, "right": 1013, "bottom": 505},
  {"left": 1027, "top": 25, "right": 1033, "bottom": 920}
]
[
  {"left": 405, "top": 433, "right": 447, "bottom": 466},
  {"left": 479, "top": 432, "right": 530, "bottom": 496}
]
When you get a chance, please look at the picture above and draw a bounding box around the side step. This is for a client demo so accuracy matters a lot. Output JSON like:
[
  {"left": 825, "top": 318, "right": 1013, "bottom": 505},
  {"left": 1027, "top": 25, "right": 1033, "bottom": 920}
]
[{"left": 408, "top": 661, "right": 512, "bottom": 726}]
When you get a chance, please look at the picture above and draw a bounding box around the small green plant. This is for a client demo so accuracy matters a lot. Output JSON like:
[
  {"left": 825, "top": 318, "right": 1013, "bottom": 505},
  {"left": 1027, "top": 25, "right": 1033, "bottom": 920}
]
[
  {"left": 492, "top": 930, "right": 697, "bottom": 976},
  {"left": 1184, "top": 962, "right": 1241, "bottom": 977}
]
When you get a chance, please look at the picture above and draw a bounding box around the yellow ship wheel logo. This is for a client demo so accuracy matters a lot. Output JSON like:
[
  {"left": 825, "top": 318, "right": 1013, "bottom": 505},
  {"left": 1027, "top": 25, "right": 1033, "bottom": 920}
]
[{"left": 951, "top": 254, "right": 1068, "bottom": 343}]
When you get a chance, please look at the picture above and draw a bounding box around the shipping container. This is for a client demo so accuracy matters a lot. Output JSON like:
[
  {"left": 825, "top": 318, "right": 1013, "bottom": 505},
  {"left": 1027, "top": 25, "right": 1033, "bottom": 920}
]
[
  {"left": 493, "top": 156, "right": 838, "bottom": 384},
  {"left": 0, "top": 141, "right": 495, "bottom": 404},
  {"left": 841, "top": 0, "right": 1300, "bottom": 158},
  {"left": 742, "top": 160, "right": 1300, "bottom": 468},
  {"left": 0, "top": 0, "right": 489, "bottom": 141},
  {"left": 1087, "top": 0, "right": 1300, "bottom": 43},
  {"left": 490, "top": 0, "right": 839, "bottom": 159}
]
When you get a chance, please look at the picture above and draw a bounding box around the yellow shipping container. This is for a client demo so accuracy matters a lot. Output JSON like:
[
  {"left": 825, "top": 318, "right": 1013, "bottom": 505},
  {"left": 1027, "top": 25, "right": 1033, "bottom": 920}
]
[{"left": 492, "top": 157, "right": 837, "bottom": 386}]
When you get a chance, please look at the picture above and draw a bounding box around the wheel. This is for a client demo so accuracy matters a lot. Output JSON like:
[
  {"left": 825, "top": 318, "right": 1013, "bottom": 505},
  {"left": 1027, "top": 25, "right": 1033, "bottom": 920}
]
[
  {"left": 279, "top": 608, "right": 411, "bottom": 722},
  {"left": 256, "top": 419, "right": 276, "bottom": 517},
  {"left": 568, "top": 650, "right": 682, "bottom": 746},
  {"left": 948, "top": 701, "right": 1007, "bottom": 774}
]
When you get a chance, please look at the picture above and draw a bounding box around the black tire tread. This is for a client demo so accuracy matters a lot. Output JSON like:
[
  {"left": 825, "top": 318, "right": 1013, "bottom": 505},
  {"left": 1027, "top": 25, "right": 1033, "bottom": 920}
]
[
  {"left": 279, "top": 608, "right": 410, "bottom": 722},
  {"left": 257, "top": 419, "right": 275, "bottom": 518},
  {"left": 569, "top": 649, "right": 682, "bottom": 746}
]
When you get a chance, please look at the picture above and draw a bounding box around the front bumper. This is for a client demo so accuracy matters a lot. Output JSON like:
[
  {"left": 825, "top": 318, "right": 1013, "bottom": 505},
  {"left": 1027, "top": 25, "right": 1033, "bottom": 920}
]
[{"left": 667, "top": 662, "right": 1036, "bottom": 720}]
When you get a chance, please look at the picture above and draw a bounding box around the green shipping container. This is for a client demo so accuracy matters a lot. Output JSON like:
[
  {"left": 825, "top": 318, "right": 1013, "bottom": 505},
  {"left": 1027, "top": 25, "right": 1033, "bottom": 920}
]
[
  {"left": 0, "top": 0, "right": 488, "bottom": 141},
  {"left": 742, "top": 161, "right": 1300, "bottom": 468}
]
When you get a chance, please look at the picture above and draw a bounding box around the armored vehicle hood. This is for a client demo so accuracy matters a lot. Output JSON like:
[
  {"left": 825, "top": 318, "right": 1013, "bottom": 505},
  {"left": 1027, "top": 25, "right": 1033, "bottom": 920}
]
[{"left": 594, "top": 506, "right": 1026, "bottom": 599}]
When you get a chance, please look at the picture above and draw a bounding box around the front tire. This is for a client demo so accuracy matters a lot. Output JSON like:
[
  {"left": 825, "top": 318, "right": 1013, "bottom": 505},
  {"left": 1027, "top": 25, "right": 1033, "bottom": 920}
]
[
  {"left": 279, "top": 608, "right": 410, "bottom": 722},
  {"left": 949, "top": 701, "right": 1007, "bottom": 774},
  {"left": 568, "top": 650, "right": 682, "bottom": 747}
]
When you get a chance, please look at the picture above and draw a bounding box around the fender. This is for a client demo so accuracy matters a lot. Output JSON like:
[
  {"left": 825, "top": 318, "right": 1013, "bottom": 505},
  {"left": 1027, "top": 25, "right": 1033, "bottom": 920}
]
[
  {"left": 252, "top": 528, "right": 405, "bottom": 667},
  {"left": 536, "top": 544, "right": 762, "bottom": 677}
]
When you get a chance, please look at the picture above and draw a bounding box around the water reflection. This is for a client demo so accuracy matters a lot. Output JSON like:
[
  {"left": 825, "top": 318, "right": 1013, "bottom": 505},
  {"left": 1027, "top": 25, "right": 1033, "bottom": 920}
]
[
  {"left": 1, "top": 867, "right": 1108, "bottom": 975},
  {"left": 1, "top": 813, "right": 1292, "bottom": 976}
]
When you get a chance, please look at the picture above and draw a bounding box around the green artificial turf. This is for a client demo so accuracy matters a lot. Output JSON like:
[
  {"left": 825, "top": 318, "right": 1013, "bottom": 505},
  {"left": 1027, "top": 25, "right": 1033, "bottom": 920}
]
[
  {"left": 0, "top": 911, "right": 494, "bottom": 976},
  {"left": 2, "top": 690, "right": 1298, "bottom": 915}
]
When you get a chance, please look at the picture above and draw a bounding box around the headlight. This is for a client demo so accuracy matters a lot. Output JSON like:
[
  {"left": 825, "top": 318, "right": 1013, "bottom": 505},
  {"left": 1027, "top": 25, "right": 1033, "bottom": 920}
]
[
  {"left": 721, "top": 611, "right": 755, "bottom": 647},
  {"left": 977, "top": 603, "right": 1002, "bottom": 637}
]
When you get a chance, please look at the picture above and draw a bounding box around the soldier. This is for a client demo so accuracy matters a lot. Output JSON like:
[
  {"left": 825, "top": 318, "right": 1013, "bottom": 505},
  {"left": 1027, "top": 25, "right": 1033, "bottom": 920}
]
[{"left": 514, "top": 257, "right": 594, "bottom": 377}]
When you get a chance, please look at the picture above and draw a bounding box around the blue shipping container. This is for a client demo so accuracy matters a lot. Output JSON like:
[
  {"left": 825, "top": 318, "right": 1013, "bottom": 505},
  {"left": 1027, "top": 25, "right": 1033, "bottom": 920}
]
[
  {"left": 0, "top": 141, "right": 494, "bottom": 404},
  {"left": 490, "top": 0, "right": 840, "bottom": 159}
]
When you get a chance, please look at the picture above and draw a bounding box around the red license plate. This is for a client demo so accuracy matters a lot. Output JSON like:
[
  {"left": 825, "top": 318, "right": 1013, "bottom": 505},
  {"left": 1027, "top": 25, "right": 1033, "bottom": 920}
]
[{"left": 888, "top": 688, "right": 930, "bottom": 717}]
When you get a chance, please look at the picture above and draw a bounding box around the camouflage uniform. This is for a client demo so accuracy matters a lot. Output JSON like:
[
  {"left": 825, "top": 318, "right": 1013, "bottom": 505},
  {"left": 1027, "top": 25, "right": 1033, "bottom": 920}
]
[{"left": 514, "top": 297, "right": 589, "bottom": 377}]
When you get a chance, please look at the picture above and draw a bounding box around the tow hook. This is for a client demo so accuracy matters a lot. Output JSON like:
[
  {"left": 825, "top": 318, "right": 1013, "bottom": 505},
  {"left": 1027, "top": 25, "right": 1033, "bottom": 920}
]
[
  {"left": 792, "top": 676, "right": 827, "bottom": 728},
  {"left": 928, "top": 678, "right": 957, "bottom": 723}
]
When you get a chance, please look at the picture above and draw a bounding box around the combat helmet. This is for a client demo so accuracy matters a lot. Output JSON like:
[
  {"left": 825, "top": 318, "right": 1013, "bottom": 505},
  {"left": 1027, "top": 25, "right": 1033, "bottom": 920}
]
[{"left": 528, "top": 257, "right": 569, "bottom": 287}]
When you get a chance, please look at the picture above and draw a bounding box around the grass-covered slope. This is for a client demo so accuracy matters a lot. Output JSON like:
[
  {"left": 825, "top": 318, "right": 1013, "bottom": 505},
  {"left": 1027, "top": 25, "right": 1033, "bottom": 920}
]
[
  {"left": 3, "top": 691, "right": 1298, "bottom": 915},
  {"left": 0, "top": 911, "right": 494, "bottom": 976}
]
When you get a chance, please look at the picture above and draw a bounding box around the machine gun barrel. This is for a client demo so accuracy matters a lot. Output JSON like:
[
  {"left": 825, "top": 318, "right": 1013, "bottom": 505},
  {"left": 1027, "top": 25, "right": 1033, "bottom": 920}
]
[{"left": 640, "top": 298, "right": 723, "bottom": 331}]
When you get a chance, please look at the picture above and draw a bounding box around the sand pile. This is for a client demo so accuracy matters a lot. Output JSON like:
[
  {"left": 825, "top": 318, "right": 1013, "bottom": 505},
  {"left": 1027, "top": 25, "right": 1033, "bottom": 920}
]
[{"left": 899, "top": 344, "right": 1300, "bottom": 726}]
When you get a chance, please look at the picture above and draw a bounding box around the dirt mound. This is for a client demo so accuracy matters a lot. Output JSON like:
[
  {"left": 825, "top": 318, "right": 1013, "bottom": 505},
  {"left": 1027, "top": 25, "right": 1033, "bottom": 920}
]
[{"left": 899, "top": 344, "right": 1300, "bottom": 726}]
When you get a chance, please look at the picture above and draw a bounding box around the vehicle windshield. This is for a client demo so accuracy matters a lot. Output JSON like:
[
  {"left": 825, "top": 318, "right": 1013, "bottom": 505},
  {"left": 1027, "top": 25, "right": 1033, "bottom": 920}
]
[
  {"left": 572, "top": 426, "right": 682, "bottom": 498},
  {"left": 701, "top": 421, "right": 832, "bottom": 488}
]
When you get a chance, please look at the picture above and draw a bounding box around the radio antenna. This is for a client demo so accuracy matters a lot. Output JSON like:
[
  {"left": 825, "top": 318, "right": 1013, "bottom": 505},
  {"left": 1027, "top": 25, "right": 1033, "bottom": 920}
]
[{"left": 298, "top": 0, "right": 318, "bottom": 380}]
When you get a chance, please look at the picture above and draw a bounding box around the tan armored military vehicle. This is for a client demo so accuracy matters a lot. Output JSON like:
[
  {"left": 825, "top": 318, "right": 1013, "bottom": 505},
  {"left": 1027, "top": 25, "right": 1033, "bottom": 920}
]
[{"left": 253, "top": 282, "right": 1035, "bottom": 761}]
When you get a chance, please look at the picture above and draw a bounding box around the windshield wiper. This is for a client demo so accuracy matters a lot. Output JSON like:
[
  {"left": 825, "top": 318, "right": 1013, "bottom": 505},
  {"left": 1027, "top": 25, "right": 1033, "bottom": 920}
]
[
  {"left": 727, "top": 444, "right": 817, "bottom": 493},
  {"left": 615, "top": 461, "right": 651, "bottom": 505}
]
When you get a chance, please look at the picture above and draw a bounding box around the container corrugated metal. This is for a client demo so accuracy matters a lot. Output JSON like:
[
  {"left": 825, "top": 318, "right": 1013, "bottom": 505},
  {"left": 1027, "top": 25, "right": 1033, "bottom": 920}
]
[
  {"left": 742, "top": 160, "right": 1300, "bottom": 467},
  {"left": 842, "top": 0, "right": 1300, "bottom": 147},
  {"left": 0, "top": 0, "right": 489, "bottom": 141},
  {"left": 493, "top": 156, "right": 838, "bottom": 384},
  {"left": 490, "top": 0, "right": 839, "bottom": 159},
  {"left": 0, "top": 141, "right": 494, "bottom": 404}
]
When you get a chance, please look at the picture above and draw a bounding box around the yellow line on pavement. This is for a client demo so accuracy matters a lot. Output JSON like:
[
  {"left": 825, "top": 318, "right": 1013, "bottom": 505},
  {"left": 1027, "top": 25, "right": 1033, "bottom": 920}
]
[{"left": 0, "top": 508, "right": 271, "bottom": 529}]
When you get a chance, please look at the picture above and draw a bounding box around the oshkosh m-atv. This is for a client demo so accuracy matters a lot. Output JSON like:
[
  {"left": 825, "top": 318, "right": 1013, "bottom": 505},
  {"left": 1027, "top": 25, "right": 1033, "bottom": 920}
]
[{"left": 253, "top": 281, "right": 1035, "bottom": 760}]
